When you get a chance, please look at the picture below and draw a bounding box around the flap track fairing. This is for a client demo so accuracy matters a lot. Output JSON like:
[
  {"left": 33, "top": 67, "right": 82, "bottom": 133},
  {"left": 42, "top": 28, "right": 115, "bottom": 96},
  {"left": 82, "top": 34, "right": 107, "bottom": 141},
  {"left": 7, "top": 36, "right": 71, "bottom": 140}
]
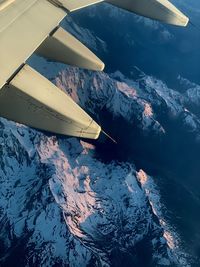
[
  {"left": 0, "top": 64, "right": 101, "bottom": 139},
  {"left": 36, "top": 27, "right": 105, "bottom": 71},
  {"left": 107, "top": 0, "right": 189, "bottom": 26}
]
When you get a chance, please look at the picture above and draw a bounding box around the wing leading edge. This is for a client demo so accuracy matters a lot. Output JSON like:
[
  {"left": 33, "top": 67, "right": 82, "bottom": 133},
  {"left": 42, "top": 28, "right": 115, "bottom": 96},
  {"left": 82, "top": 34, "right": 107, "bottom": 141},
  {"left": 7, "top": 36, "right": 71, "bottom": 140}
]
[{"left": 0, "top": 0, "right": 189, "bottom": 140}]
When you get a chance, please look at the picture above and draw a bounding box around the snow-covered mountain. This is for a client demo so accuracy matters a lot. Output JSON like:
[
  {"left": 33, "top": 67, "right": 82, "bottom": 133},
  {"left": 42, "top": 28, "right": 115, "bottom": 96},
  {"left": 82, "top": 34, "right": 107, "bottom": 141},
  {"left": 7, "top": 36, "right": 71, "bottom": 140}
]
[{"left": 1, "top": 63, "right": 199, "bottom": 266}]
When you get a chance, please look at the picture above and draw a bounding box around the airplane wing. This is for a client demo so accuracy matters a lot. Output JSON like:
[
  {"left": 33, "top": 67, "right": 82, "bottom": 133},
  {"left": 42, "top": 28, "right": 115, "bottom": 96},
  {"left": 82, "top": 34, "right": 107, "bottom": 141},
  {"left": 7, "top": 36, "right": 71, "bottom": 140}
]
[
  {"left": 0, "top": 0, "right": 105, "bottom": 139},
  {"left": 0, "top": 0, "right": 189, "bottom": 140}
]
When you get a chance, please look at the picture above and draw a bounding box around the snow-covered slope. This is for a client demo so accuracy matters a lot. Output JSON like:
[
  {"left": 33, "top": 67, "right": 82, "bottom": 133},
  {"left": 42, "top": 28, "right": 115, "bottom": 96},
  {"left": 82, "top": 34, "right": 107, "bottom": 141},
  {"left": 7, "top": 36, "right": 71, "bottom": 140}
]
[
  {"left": 1, "top": 63, "right": 198, "bottom": 266},
  {"left": 56, "top": 67, "right": 200, "bottom": 144},
  {"left": 0, "top": 119, "right": 188, "bottom": 267}
]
